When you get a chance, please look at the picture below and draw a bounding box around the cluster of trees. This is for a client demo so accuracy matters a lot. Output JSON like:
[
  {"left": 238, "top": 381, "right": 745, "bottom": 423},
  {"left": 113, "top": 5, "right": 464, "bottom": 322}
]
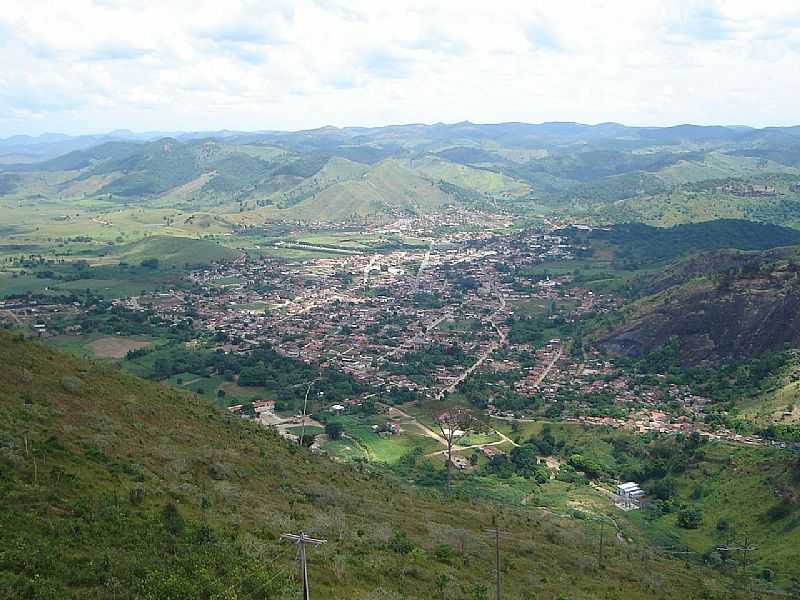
[
  {"left": 457, "top": 370, "right": 535, "bottom": 413},
  {"left": 239, "top": 349, "right": 366, "bottom": 404},
  {"left": 482, "top": 444, "right": 550, "bottom": 483},
  {"left": 78, "top": 304, "right": 177, "bottom": 338},
  {"left": 567, "top": 220, "right": 800, "bottom": 269},
  {"left": 129, "top": 343, "right": 366, "bottom": 410},
  {"left": 412, "top": 292, "right": 445, "bottom": 309},
  {"left": 621, "top": 337, "right": 791, "bottom": 403},
  {"left": 506, "top": 313, "right": 574, "bottom": 346}
]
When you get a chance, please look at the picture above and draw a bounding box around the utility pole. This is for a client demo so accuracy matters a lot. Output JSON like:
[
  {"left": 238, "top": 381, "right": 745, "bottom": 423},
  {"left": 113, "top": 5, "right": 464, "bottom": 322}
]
[
  {"left": 592, "top": 516, "right": 610, "bottom": 568},
  {"left": 483, "top": 524, "right": 510, "bottom": 600},
  {"left": 717, "top": 537, "right": 757, "bottom": 574},
  {"left": 281, "top": 531, "right": 327, "bottom": 600},
  {"left": 299, "top": 378, "right": 320, "bottom": 447}
]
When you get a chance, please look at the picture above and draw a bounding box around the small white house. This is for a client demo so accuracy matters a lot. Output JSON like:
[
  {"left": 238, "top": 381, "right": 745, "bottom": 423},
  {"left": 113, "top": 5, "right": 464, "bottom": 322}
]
[{"left": 616, "top": 482, "right": 645, "bottom": 510}]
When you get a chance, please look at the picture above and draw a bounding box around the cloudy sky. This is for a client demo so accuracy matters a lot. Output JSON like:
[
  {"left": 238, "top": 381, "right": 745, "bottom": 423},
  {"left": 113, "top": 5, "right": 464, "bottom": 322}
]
[{"left": 1, "top": 0, "right": 799, "bottom": 136}]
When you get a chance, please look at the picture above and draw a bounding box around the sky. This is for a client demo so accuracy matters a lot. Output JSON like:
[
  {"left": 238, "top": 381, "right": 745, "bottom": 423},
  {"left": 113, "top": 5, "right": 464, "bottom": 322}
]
[{"left": 1, "top": 0, "right": 800, "bottom": 137}]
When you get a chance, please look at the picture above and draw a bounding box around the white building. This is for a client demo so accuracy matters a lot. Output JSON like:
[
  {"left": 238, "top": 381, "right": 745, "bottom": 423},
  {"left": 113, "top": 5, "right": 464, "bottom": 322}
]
[{"left": 615, "top": 482, "right": 645, "bottom": 511}]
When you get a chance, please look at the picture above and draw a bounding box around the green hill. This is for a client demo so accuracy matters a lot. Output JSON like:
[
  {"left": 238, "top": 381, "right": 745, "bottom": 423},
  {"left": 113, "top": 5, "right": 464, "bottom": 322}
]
[
  {"left": 4, "top": 122, "right": 800, "bottom": 225},
  {"left": 513, "top": 423, "right": 800, "bottom": 583},
  {"left": 280, "top": 159, "right": 455, "bottom": 221},
  {"left": 401, "top": 156, "right": 530, "bottom": 197},
  {"left": 115, "top": 235, "right": 238, "bottom": 267},
  {"left": 0, "top": 332, "right": 750, "bottom": 599},
  {"left": 566, "top": 220, "right": 800, "bottom": 267}
]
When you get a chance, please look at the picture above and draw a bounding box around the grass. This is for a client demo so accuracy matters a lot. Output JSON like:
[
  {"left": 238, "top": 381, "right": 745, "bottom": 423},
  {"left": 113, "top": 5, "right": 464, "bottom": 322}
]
[
  {"left": 740, "top": 378, "right": 800, "bottom": 425},
  {"left": 319, "top": 437, "right": 369, "bottom": 461},
  {"left": 1, "top": 261, "right": 196, "bottom": 299},
  {"left": 521, "top": 258, "right": 646, "bottom": 294},
  {"left": 113, "top": 235, "right": 238, "bottom": 267},
  {"left": 330, "top": 414, "right": 442, "bottom": 463},
  {"left": 286, "top": 425, "right": 325, "bottom": 437},
  {"left": 632, "top": 443, "right": 800, "bottom": 579},
  {"left": 458, "top": 431, "right": 502, "bottom": 446}
]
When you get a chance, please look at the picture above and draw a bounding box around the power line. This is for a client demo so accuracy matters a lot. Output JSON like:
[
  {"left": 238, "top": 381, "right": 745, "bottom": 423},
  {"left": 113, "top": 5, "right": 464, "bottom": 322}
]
[
  {"left": 717, "top": 535, "right": 757, "bottom": 572},
  {"left": 281, "top": 531, "right": 327, "bottom": 600},
  {"left": 483, "top": 526, "right": 511, "bottom": 600},
  {"left": 592, "top": 516, "right": 614, "bottom": 568}
]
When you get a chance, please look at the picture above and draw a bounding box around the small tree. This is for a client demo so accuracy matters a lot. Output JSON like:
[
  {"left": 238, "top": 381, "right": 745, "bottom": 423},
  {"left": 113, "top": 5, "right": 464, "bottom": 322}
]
[
  {"left": 677, "top": 507, "right": 702, "bottom": 529},
  {"left": 325, "top": 421, "right": 344, "bottom": 440},
  {"left": 161, "top": 502, "right": 185, "bottom": 536},
  {"left": 434, "top": 573, "right": 450, "bottom": 600}
]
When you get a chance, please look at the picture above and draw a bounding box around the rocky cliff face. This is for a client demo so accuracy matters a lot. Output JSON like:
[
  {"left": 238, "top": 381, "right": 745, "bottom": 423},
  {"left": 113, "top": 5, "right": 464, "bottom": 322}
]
[{"left": 601, "top": 249, "right": 800, "bottom": 365}]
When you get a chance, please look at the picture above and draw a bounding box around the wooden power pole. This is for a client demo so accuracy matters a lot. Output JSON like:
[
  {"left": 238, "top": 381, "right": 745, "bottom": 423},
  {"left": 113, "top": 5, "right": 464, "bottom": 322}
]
[
  {"left": 483, "top": 525, "right": 510, "bottom": 600},
  {"left": 281, "top": 531, "right": 327, "bottom": 600}
]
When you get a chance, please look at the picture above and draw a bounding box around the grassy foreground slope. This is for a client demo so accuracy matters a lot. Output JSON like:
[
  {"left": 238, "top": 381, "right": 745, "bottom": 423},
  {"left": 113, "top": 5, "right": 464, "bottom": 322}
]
[{"left": 0, "top": 332, "right": 745, "bottom": 599}]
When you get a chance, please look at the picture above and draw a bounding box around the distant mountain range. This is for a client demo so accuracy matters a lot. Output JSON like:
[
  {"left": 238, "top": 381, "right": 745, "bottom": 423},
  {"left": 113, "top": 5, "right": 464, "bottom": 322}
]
[{"left": 3, "top": 121, "right": 800, "bottom": 223}]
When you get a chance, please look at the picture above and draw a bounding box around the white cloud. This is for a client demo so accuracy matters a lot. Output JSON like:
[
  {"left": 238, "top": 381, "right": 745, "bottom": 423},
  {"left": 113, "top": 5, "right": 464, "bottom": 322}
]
[{"left": 0, "top": 0, "right": 799, "bottom": 135}]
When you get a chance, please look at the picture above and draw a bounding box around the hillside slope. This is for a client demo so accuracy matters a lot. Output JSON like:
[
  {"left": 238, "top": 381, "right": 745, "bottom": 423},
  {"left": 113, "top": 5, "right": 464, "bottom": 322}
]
[
  {"left": 0, "top": 332, "right": 745, "bottom": 599},
  {"left": 113, "top": 235, "right": 239, "bottom": 267},
  {"left": 565, "top": 220, "right": 800, "bottom": 268},
  {"left": 599, "top": 247, "right": 800, "bottom": 364},
  {"left": 280, "top": 159, "right": 456, "bottom": 221}
]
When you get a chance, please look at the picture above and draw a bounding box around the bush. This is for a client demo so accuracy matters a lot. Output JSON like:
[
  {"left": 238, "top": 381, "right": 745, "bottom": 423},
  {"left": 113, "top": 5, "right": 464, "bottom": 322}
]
[
  {"left": 389, "top": 530, "right": 415, "bottom": 555},
  {"left": 161, "top": 502, "right": 185, "bottom": 536},
  {"left": 61, "top": 375, "right": 83, "bottom": 394},
  {"left": 677, "top": 508, "right": 702, "bottom": 529},
  {"left": 433, "top": 543, "right": 455, "bottom": 563},
  {"left": 129, "top": 486, "right": 145, "bottom": 506},
  {"left": 766, "top": 499, "right": 795, "bottom": 521}
]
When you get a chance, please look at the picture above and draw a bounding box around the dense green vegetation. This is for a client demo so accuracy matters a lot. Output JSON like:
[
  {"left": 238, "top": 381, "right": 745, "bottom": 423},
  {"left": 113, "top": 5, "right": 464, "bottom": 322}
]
[
  {"left": 490, "top": 420, "right": 800, "bottom": 587},
  {"left": 566, "top": 220, "right": 800, "bottom": 268},
  {"left": 123, "top": 343, "right": 366, "bottom": 410}
]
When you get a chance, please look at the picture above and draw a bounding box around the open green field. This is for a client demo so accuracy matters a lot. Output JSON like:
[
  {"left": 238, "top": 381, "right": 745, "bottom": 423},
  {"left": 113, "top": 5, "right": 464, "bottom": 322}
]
[
  {"left": 325, "top": 414, "right": 442, "bottom": 463},
  {"left": 0, "top": 236, "right": 236, "bottom": 299},
  {"left": 457, "top": 431, "right": 502, "bottom": 446},
  {"left": 319, "top": 437, "right": 370, "bottom": 461}
]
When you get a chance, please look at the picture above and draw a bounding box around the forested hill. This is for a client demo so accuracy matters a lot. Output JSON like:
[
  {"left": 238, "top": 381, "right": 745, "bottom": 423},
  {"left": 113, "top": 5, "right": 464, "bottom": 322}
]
[
  {"left": 0, "top": 332, "right": 745, "bottom": 599},
  {"left": 563, "top": 219, "right": 800, "bottom": 267}
]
